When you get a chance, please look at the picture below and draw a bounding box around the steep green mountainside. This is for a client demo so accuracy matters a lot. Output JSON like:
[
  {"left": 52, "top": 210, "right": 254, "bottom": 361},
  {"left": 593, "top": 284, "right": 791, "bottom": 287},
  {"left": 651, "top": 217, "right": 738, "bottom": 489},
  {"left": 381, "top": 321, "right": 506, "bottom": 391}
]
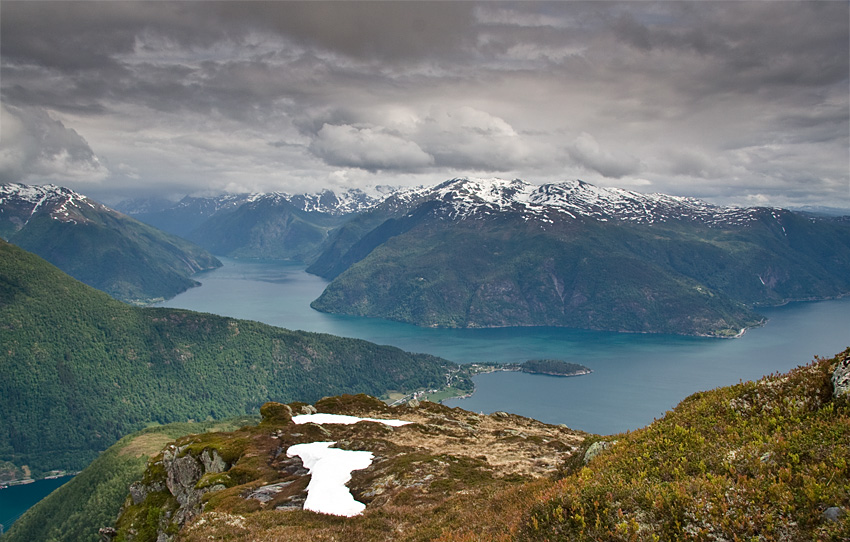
[
  {"left": 94, "top": 350, "right": 847, "bottom": 542},
  {"left": 310, "top": 181, "right": 850, "bottom": 337},
  {"left": 2, "top": 418, "right": 257, "bottom": 542},
  {"left": 0, "top": 184, "right": 220, "bottom": 304},
  {"left": 0, "top": 240, "right": 453, "bottom": 476},
  {"left": 186, "top": 196, "right": 345, "bottom": 261}
]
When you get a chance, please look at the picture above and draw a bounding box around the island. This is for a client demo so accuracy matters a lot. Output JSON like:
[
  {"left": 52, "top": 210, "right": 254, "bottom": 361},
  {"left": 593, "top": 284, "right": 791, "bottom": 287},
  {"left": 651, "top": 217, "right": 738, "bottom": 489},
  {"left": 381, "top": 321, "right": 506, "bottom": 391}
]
[
  {"left": 518, "top": 359, "right": 593, "bottom": 377},
  {"left": 386, "top": 359, "right": 592, "bottom": 406}
]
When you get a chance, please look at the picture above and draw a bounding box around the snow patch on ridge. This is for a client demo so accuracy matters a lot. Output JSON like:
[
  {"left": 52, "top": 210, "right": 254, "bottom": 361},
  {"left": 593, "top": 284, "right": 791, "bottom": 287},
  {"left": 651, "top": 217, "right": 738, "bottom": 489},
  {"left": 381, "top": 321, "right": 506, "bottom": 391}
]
[
  {"left": 286, "top": 441, "right": 374, "bottom": 517},
  {"left": 292, "top": 413, "right": 411, "bottom": 427},
  {"left": 0, "top": 182, "right": 98, "bottom": 225},
  {"left": 285, "top": 414, "right": 412, "bottom": 516}
]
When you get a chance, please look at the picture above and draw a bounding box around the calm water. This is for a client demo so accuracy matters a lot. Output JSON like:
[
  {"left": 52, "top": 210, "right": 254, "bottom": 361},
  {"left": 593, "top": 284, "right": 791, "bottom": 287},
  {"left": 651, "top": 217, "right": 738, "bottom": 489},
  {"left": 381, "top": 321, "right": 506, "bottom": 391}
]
[
  {"left": 0, "top": 476, "right": 72, "bottom": 532},
  {"left": 158, "top": 258, "right": 850, "bottom": 435}
]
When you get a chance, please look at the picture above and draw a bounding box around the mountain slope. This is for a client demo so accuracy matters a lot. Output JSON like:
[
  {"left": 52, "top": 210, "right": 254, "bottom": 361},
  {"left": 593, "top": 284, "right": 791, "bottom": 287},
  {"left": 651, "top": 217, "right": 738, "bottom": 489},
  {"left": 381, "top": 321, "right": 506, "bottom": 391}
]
[
  {"left": 309, "top": 178, "right": 850, "bottom": 336},
  {"left": 185, "top": 194, "right": 345, "bottom": 261},
  {"left": 520, "top": 348, "right": 850, "bottom": 541},
  {"left": 118, "top": 194, "right": 253, "bottom": 238},
  {"left": 0, "top": 240, "right": 454, "bottom": 476},
  {"left": 0, "top": 183, "right": 220, "bottom": 304},
  {"left": 123, "top": 189, "right": 379, "bottom": 261},
  {"left": 2, "top": 418, "right": 257, "bottom": 542}
]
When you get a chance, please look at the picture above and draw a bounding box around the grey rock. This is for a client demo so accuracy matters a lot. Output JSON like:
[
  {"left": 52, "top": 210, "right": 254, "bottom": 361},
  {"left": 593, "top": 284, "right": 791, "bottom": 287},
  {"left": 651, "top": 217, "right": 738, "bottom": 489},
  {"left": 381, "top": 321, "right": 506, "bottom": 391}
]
[
  {"left": 583, "top": 440, "right": 616, "bottom": 464},
  {"left": 246, "top": 481, "right": 294, "bottom": 503},
  {"left": 200, "top": 449, "right": 227, "bottom": 474},
  {"left": 166, "top": 454, "right": 203, "bottom": 507},
  {"left": 300, "top": 404, "right": 318, "bottom": 415},
  {"left": 832, "top": 355, "right": 850, "bottom": 398},
  {"left": 823, "top": 506, "right": 845, "bottom": 522},
  {"left": 98, "top": 527, "right": 118, "bottom": 541},
  {"left": 492, "top": 411, "right": 510, "bottom": 418},
  {"left": 407, "top": 398, "right": 420, "bottom": 408}
]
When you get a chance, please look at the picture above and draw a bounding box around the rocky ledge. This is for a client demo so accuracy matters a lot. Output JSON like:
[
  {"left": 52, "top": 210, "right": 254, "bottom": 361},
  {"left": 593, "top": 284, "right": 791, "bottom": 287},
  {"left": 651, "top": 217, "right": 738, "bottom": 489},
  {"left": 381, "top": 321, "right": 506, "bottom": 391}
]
[{"left": 110, "top": 395, "right": 586, "bottom": 542}]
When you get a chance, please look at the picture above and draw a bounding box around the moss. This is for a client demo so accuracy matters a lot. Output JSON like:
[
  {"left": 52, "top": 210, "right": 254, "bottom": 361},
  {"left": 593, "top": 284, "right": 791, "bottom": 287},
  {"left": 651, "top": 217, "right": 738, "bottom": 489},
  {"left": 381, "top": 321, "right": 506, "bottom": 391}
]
[
  {"left": 180, "top": 434, "right": 249, "bottom": 465},
  {"left": 259, "top": 402, "right": 293, "bottom": 424},
  {"left": 115, "top": 490, "right": 175, "bottom": 542},
  {"left": 315, "top": 394, "right": 390, "bottom": 415}
]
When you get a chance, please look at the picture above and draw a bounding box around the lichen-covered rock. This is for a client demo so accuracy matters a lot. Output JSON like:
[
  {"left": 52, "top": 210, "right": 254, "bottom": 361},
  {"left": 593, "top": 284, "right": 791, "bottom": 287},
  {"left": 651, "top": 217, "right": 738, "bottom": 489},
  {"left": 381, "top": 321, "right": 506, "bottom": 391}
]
[
  {"left": 832, "top": 353, "right": 850, "bottom": 398},
  {"left": 117, "top": 443, "right": 237, "bottom": 541},
  {"left": 583, "top": 440, "right": 616, "bottom": 464}
]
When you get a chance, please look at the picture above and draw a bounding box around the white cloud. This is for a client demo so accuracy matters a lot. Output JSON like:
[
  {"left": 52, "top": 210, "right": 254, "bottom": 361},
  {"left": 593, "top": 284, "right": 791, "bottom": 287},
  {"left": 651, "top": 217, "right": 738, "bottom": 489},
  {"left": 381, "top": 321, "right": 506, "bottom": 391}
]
[
  {"left": 310, "top": 123, "right": 434, "bottom": 171},
  {"left": 568, "top": 132, "right": 642, "bottom": 179},
  {"left": 0, "top": 104, "right": 109, "bottom": 184}
]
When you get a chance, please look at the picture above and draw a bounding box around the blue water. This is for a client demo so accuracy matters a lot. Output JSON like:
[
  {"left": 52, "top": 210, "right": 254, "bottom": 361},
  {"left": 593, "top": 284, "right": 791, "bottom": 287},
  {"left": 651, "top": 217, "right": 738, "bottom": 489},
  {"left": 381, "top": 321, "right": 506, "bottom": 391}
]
[
  {"left": 0, "top": 476, "right": 72, "bottom": 533},
  {"left": 157, "top": 258, "right": 850, "bottom": 435}
]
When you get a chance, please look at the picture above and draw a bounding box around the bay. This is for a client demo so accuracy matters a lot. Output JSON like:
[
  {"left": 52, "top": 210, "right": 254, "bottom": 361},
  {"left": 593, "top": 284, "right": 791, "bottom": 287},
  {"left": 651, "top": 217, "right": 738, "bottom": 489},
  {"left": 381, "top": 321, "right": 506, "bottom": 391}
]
[
  {"left": 0, "top": 476, "right": 72, "bottom": 532},
  {"left": 158, "top": 257, "right": 850, "bottom": 435}
]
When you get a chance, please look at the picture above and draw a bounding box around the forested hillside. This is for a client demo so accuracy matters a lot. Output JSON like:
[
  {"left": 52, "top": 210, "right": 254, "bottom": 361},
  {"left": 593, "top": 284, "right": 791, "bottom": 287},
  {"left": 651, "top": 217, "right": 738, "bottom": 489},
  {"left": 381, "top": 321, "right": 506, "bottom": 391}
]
[
  {"left": 0, "top": 184, "right": 220, "bottom": 304},
  {"left": 0, "top": 240, "right": 453, "bottom": 476}
]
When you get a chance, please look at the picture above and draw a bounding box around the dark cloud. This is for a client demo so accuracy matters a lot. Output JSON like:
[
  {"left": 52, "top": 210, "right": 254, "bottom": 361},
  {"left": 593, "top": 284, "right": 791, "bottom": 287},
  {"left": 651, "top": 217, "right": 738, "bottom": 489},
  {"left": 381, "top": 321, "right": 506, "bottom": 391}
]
[{"left": 0, "top": 1, "right": 846, "bottom": 208}]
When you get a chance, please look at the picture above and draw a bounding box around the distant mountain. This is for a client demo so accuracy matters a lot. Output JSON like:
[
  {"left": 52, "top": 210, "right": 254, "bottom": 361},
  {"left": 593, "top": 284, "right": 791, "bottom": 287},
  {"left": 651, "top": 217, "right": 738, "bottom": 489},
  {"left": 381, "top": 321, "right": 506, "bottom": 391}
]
[
  {"left": 309, "top": 177, "right": 850, "bottom": 337},
  {"left": 123, "top": 188, "right": 379, "bottom": 261},
  {"left": 0, "top": 239, "right": 453, "bottom": 476},
  {"left": 115, "top": 193, "right": 253, "bottom": 237},
  {"left": 0, "top": 183, "right": 220, "bottom": 304},
  {"left": 184, "top": 193, "right": 344, "bottom": 261}
]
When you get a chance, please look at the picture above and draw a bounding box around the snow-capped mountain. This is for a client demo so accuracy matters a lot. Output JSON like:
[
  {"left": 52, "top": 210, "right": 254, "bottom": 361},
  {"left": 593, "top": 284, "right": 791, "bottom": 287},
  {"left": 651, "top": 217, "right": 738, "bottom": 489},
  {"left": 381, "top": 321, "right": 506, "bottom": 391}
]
[
  {"left": 0, "top": 182, "right": 220, "bottom": 304},
  {"left": 286, "top": 188, "right": 379, "bottom": 216},
  {"left": 309, "top": 177, "right": 850, "bottom": 336},
  {"left": 385, "top": 177, "right": 761, "bottom": 226},
  {"left": 0, "top": 183, "right": 106, "bottom": 232}
]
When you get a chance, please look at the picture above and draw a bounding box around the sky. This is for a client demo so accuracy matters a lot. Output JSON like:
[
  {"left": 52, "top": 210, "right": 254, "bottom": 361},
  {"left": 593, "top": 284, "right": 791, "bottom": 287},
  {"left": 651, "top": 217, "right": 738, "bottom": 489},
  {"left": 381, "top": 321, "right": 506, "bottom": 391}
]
[{"left": 1, "top": 1, "right": 848, "bottom": 209}]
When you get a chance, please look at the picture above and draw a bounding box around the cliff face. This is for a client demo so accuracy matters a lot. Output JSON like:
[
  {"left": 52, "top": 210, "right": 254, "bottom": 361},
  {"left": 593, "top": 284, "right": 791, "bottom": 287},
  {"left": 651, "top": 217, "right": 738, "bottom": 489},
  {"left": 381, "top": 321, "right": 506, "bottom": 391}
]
[{"left": 112, "top": 395, "right": 586, "bottom": 542}]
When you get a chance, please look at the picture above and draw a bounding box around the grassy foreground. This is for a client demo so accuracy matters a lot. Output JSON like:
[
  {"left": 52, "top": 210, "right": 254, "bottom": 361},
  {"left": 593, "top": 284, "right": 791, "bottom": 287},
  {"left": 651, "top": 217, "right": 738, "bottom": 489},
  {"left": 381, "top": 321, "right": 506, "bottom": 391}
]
[{"left": 517, "top": 348, "right": 850, "bottom": 541}]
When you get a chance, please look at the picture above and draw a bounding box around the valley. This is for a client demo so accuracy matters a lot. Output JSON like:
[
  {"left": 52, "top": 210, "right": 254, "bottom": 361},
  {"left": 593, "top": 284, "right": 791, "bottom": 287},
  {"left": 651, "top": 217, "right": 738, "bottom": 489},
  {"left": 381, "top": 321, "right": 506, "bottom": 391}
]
[{"left": 2, "top": 179, "right": 849, "bottom": 540}]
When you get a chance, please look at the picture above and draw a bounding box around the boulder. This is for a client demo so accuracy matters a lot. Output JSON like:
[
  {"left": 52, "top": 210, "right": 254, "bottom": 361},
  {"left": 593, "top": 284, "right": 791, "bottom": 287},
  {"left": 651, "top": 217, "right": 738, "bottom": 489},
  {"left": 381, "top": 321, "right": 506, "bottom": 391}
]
[{"left": 832, "top": 354, "right": 850, "bottom": 398}]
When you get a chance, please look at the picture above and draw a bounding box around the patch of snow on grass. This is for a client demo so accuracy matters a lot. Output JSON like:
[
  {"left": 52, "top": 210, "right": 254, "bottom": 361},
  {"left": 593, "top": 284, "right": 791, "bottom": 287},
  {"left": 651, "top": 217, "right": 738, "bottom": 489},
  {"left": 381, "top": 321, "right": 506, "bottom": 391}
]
[
  {"left": 292, "top": 413, "right": 411, "bottom": 427},
  {"left": 286, "top": 441, "right": 374, "bottom": 517}
]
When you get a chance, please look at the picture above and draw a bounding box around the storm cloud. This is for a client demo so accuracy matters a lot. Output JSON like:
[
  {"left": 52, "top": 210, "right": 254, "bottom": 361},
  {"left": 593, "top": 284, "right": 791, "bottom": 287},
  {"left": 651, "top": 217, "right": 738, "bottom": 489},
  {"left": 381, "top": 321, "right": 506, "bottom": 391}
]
[{"left": 1, "top": 1, "right": 847, "bottom": 208}]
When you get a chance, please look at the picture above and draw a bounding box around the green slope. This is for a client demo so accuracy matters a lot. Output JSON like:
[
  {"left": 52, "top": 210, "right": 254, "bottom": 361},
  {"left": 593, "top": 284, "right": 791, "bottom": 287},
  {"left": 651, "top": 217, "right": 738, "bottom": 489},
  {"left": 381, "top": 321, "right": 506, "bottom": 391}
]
[
  {"left": 521, "top": 348, "right": 850, "bottom": 541},
  {"left": 2, "top": 193, "right": 220, "bottom": 304},
  {"left": 2, "top": 418, "right": 257, "bottom": 542},
  {"left": 187, "top": 197, "right": 344, "bottom": 261},
  {"left": 310, "top": 207, "right": 850, "bottom": 336},
  {"left": 0, "top": 240, "right": 453, "bottom": 475}
]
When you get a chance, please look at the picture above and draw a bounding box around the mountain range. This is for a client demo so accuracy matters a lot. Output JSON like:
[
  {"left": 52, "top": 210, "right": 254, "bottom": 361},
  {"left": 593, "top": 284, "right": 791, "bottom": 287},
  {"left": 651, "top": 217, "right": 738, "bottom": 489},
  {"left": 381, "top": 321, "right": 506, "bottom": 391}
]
[
  {"left": 0, "top": 184, "right": 220, "bottom": 304},
  {"left": 308, "top": 178, "right": 850, "bottom": 336}
]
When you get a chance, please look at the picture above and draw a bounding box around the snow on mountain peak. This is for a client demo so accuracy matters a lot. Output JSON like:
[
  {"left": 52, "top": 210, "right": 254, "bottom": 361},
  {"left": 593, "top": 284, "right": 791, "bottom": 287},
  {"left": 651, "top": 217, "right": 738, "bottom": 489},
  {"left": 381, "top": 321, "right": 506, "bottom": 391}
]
[
  {"left": 387, "top": 177, "right": 761, "bottom": 226},
  {"left": 0, "top": 182, "right": 100, "bottom": 226}
]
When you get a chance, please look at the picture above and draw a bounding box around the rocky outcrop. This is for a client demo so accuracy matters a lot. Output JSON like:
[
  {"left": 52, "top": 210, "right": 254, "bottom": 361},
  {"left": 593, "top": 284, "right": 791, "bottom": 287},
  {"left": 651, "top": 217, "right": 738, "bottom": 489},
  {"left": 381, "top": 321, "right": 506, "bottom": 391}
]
[
  {"left": 119, "top": 445, "right": 230, "bottom": 541},
  {"left": 114, "top": 395, "right": 586, "bottom": 541},
  {"left": 832, "top": 351, "right": 850, "bottom": 398},
  {"left": 583, "top": 440, "right": 616, "bottom": 464}
]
